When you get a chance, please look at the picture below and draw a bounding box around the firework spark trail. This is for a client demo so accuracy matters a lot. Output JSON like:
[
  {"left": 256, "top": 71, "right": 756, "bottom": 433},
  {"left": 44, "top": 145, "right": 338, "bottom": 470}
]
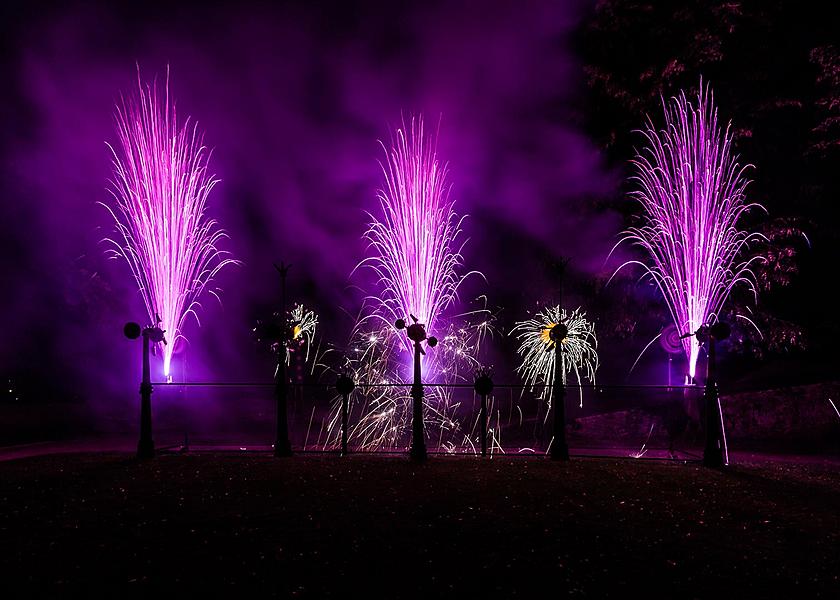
[
  {"left": 512, "top": 306, "right": 599, "bottom": 408},
  {"left": 612, "top": 81, "right": 765, "bottom": 378},
  {"left": 335, "top": 117, "right": 488, "bottom": 451},
  {"left": 286, "top": 304, "right": 318, "bottom": 365},
  {"left": 103, "top": 68, "right": 237, "bottom": 379}
]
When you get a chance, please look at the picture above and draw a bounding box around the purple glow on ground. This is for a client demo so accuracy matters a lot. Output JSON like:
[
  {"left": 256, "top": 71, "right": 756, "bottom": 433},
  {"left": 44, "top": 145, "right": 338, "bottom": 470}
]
[
  {"left": 614, "top": 82, "right": 765, "bottom": 378},
  {"left": 103, "top": 69, "right": 237, "bottom": 378}
]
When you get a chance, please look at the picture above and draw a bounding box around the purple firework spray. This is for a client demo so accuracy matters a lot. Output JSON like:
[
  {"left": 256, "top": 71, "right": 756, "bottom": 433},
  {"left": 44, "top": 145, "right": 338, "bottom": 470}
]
[
  {"left": 337, "top": 117, "right": 488, "bottom": 451},
  {"left": 103, "top": 69, "right": 237, "bottom": 379},
  {"left": 358, "top": 116, "right": 472, "bottom": 367},
  {"left": 614, "top": 81, "right": 765, "bottom": 379}
]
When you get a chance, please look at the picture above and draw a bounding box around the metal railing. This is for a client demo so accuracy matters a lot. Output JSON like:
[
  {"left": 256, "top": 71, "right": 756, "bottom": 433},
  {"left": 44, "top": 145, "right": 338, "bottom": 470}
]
[{"left": 147, "top": 381, "right": 709, "bottom": 461}]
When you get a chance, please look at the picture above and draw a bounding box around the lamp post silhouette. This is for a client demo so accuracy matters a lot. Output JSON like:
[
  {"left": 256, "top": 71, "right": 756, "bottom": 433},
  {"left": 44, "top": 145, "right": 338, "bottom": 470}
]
[
  {"left": 336, "top": 372, "right": 355, "bottom": 456},
  {"left": 474, "top": 370, "right": 494, "bottom": 457},
  {"left": 124, "top": 319, "right": 167, "bottom": 459},
  {"left": 682, "top": 322, "right": 730, "bottom": 468},
  {"left": 549, "top": 322, "right": 570, "bottom": 461},
  {"left": 273, "top": 262, "right": 293, "bottom": 457},
  {"left": 548, "top": 255, "right": 571, "bottom": 461},
  {"left": 395, "top": 315, "right": 438, "bottom": 461}
]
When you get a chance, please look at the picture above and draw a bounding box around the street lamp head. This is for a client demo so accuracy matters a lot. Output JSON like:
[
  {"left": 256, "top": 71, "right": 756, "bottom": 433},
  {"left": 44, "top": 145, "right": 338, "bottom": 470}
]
[
  {"left": 146, "top": 327, "right": 167, "bottom": 345},
  {"left": 335, "top": 374, "right": 355, "bottom": 396},
  {"left": 406, "top": 323, "right": 427, "bottom": 343},
  {"left": 427, "top": 336, "right": 438, "bottom": 347},
  {"left": 395, "top": 318, "right": 406, "bottom": 330},
  {"left": 124, "top": 322, "right": 142, "bottom": 340},
  {"left": 549, "top": 323, "right": 568, "bottom": 343},
  {"left": 694, "top": 321, "right": 730, "bottom": 343}
]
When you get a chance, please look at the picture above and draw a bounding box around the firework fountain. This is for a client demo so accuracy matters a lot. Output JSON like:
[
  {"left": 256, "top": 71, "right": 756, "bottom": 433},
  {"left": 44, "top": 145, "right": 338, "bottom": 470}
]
[
  {"left": 512, "top": 306, "right": 599, "bottom": 408},
  {"left": 336, "top": 117, "right": 489, "bottom": 451},
  {"left": 612, "top": 81, "right": 765, "bottom": 380},
  {"left": 103, "top": 69, "right": 237, "bottom": 380}
]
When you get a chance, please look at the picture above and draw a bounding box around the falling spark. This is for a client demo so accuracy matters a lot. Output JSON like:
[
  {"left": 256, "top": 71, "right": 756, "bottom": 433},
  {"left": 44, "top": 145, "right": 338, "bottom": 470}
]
[
  {"left": 611, "top": 80, "right": 765, "bottom": 378},
  {"left": 511, "top": 306, "right": 599, "bottom": 407},
  {"left": 102, "top": 68, "right": 237, "bottom": 378},
  {"left": 718, "top": 396, "right": 730, "bottom": 466},
  {"left": 630, "top": 423, "right": 656, "bottom": 458}
]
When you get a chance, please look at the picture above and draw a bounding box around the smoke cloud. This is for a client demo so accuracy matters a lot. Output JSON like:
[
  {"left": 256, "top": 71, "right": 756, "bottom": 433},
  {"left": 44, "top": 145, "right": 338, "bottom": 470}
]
[{"left": 0, "top": 0, "right": 621, "bottom": 420}]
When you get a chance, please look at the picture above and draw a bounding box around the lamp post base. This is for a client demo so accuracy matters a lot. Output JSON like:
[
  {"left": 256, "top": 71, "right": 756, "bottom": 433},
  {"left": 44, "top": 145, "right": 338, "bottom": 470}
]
[
  {"left": 137, "top": 439, "right": 155, "bottom": 460},
  {"left": 409, "top": 445, "right": 427, "bottom": 462},
  {"left": 550, "top": 441, "right": 569, "bottom": 461},
  {"left": 703, "top": 448, "right": 724, "bottom": 468},
  {"left": 273, "top": 441, "right": 293, "bottom": 458}
]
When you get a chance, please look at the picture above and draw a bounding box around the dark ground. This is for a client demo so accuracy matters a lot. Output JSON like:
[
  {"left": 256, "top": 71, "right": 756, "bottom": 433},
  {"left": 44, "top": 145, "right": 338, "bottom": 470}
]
[{"left": 1, "top": 453, "right": 838, "bottom": 598}]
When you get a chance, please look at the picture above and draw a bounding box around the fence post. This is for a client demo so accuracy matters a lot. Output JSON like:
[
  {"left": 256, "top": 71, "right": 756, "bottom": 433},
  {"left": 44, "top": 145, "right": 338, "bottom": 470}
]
[
  {"left": 124, "top": 321, "right": 165, "bottom": 460},
  {"left": 702, "top": 323, "right": 730, "bottom": 468},
  {"left": 273, "top": 262, "right": 293, "bottom": 458},
  {"left": 396, "top": 316, "right": 437, "bottom": 462},
  {"left": 274, "top": 355, "right": 293, "bottom": 457},
  {"left": 336, "top": 374, "right": 355, "bottom": 456},
  {"left": 410, "top": 339, "right": 427, "bottom": 461},
  {"left": 138, "top": 330, "right": 155, "bottom": 459},
  {"left": 474, "top": 373, "right": 494, "bottom": 457},
  {"left": 550, "top": 323, "right": 570, "bottom": 461}
]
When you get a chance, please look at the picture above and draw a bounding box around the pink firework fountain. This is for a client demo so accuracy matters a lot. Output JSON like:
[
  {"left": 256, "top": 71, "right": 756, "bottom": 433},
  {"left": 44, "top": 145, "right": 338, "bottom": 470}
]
[
  {"left": 341, "top": 116, "right": 487, "bottom": 451},
  {"left": 358, "top": 116, "right": 472, "bottom": 374},
  {"left": 614, "top": 81, "right": 765, "bottom": 380},
  {"left": 103, "top": 69, "right": 237, "bottom": 380}
]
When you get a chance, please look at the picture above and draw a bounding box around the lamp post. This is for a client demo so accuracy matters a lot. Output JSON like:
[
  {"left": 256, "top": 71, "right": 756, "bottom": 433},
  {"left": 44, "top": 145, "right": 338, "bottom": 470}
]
[
  {"left": 273, "top": 262, "right": 293, "bottom": 457},
  {"left": 336, "top": 373, "right": 355, "bottom": 456},
  {"left": 395, "top": 315, "right": 438, "bottom": 461},
  {"left": 124, "top": 320, "right": 166, "bottom": 459},
  {"left": 549, "top": 256, "right": 571, "bottom": 461},
  {"left": 549, "top": 322, "right": 570, "bottom": 461},
  {"left": 700, "top": 322, "right": 730, "bottom": 468},
  {"left": 681, "top": 322, "right": 730, "bottom": 468},
  {"left": 474, "top": 371, "right": 494, "bottom": 457}
]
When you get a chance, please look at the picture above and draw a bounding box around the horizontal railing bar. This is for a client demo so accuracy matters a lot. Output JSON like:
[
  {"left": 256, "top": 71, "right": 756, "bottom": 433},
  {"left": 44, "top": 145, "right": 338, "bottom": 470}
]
[
  {"left": 151, "top": 381, "right": 705, "bottom": 390},
  {"left": 157, "top": 445, "right": 704, "bottom": 462}
]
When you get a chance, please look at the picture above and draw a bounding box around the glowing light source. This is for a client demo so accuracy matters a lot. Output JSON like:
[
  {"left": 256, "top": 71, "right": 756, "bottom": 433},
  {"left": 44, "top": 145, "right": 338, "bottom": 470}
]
[
  {"left": 612, "top": 81, "right": 765, "bottom": 378},
  {"left": 103, "top": 68, "right": 237, "bottom": 378},
  {"left": 512, "top": 306, "right": 598, "bottom": 407}
]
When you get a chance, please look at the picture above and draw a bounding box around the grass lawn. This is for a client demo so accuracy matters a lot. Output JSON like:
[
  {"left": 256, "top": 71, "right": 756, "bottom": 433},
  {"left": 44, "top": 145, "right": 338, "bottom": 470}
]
[{"left": 1, "top": 453, "right": 837, "bottom": 597}]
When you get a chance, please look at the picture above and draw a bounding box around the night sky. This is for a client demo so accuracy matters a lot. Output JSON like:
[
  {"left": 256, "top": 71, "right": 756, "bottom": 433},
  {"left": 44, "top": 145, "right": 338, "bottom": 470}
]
[{"left": 1, "top": 0, "right": 838, "bottom": 417}]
